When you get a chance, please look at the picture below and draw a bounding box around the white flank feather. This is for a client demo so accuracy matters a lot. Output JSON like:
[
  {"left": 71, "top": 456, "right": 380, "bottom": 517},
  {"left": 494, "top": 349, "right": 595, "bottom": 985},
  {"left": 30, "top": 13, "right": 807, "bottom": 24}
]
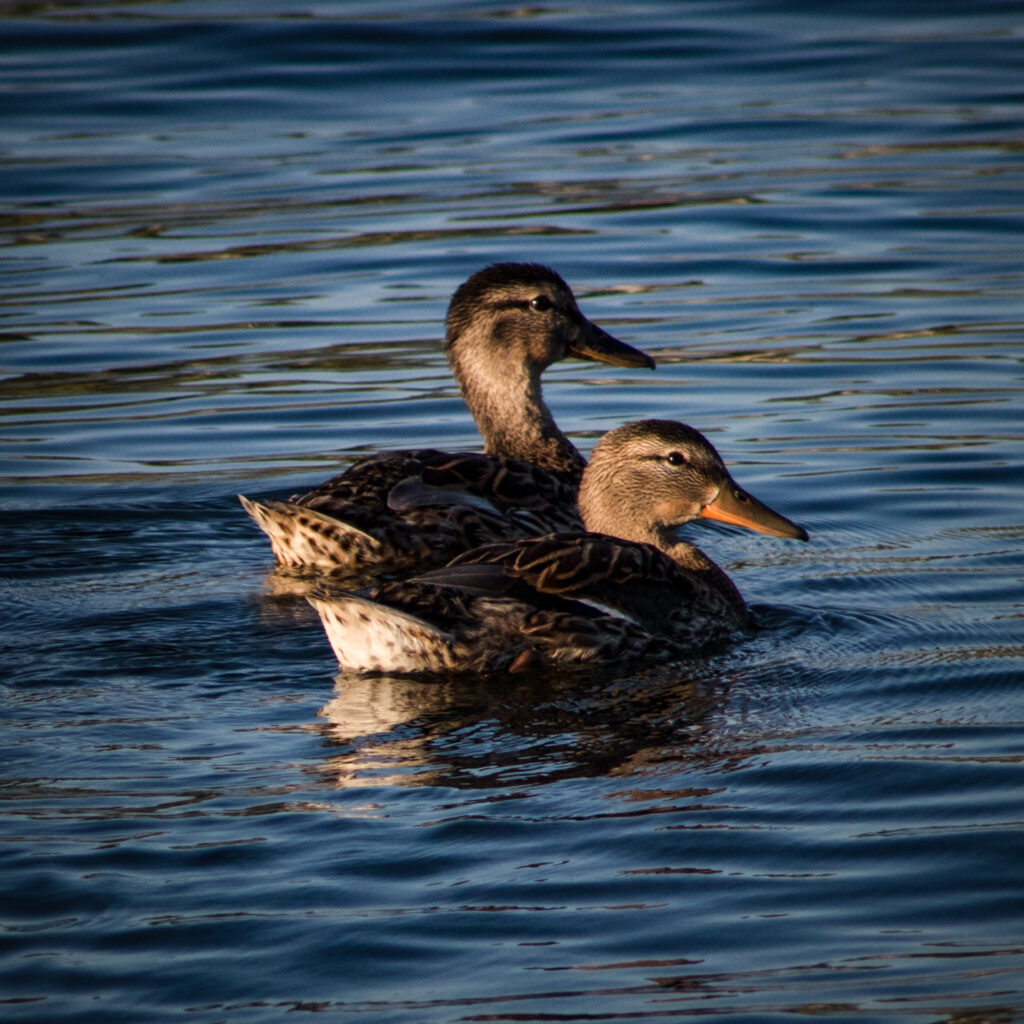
[{"left": 307, "top": 594, "right": 454, "bottom": 674}]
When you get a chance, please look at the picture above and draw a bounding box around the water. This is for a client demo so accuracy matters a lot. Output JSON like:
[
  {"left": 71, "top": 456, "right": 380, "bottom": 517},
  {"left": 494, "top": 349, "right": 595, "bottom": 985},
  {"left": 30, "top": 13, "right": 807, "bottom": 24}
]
[{"left": 2, "top": 2, "right": 1023, "bottom": 1021}]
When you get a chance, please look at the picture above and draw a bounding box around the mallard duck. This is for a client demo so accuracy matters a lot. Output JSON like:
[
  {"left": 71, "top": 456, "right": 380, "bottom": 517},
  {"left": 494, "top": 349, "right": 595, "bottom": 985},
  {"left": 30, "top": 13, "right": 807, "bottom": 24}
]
[
  {"left": 239, "top": 263, "right": 654, "bottom": 573},
  {"left": 308, "top": 419, "right": 808, "bottom": 674}
]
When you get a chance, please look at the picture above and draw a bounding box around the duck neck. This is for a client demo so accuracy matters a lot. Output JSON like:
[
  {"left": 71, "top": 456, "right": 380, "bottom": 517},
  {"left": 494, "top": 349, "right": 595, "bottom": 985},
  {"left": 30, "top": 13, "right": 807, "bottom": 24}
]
[{"left": 449, "top": 342, "right": 585, "bottom": 480}]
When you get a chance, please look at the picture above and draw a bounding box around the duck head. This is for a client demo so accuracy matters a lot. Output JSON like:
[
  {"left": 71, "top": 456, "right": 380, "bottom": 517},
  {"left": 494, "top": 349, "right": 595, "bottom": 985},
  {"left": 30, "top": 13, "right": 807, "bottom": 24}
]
[
  {"left": 445, "top": 263, "right": 655, "bottom": 374},
  {"left": 443, "top": 264, "right": 655, "bottom": 476},
  {"left": 578, "top": 419, "right": 808, "bottom": 549}
]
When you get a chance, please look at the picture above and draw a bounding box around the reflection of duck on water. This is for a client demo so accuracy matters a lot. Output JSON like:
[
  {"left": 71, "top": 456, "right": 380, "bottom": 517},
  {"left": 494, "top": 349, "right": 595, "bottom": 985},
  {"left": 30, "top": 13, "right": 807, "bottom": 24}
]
[
  {"left": 309, "top": 420, "right": 808, "bottom": 675},
  {"left": 239, "top": 263, "right": 654, "bottom": 574},
  {"left": 312, "top": 665, "right": 730, "bottom": 791}
]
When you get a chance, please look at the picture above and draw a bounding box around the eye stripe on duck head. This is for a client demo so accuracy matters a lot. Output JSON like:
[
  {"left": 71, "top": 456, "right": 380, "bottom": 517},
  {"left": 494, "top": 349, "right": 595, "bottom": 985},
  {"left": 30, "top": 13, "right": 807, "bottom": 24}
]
[{"left": 488, "top": 294, "right": 564, "bottom": 315}]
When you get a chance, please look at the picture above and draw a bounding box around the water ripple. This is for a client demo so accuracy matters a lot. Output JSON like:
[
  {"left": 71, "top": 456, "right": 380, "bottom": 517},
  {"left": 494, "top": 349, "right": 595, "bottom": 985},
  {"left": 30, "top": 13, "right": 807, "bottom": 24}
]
[{"left": 3, "top": 4, "right": 1024, "bottom": 1023}]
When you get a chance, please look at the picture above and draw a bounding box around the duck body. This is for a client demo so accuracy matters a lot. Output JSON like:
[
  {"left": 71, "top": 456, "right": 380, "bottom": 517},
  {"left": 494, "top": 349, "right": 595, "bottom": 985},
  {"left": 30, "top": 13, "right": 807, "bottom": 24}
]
[
  {"left": 239, "top": 448, "right": 582, "bottom": 573},
  {"left": 311, "top": 532, "right": 746, "bottom": 675},
  {"left": 308, "top": 420, "right": 808, "bottom": 674},
  {"left": 240, "top": 263, "right": 654, "bottom": 573}
]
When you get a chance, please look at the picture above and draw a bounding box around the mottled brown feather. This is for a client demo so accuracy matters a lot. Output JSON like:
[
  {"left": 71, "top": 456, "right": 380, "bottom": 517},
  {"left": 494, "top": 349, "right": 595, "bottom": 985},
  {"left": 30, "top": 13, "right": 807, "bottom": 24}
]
[{"left": 240, "top": 263, "right": 652, "bottom": 573}]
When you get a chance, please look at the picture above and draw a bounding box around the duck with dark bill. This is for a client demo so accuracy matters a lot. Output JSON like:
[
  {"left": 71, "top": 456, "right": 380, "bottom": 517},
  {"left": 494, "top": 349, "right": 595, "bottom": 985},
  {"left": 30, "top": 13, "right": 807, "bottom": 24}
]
[{"left": 240, "top": 263, "right": 655, "bottom": 575}]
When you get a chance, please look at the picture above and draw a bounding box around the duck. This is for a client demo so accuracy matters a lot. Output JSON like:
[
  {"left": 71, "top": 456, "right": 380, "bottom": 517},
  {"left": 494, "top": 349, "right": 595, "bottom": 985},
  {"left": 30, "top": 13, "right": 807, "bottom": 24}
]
[
  {"left": 307, "top": 419, "right": 808, "bottom": 675},
  {"left": 239, "top": 263, "right": 655, "bottom": 574}
]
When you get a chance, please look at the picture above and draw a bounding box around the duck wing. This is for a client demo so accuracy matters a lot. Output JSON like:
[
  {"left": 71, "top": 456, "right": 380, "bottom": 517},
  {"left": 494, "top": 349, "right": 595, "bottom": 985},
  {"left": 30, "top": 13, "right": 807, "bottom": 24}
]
[
  {"left": 290, "top": 449, "right": 449, "bottom": 513},
  {"left": 297, "top": 450, "right": 579, "bottom": 522},
  {"left": 443, "top": 532, "right": 746, "bottom": 639},
  {"left": 240, "top": 493, "right": 522, "bottom": 572},
  {"left": 241, "top": 450, "right": 584, "bottom": 572}
]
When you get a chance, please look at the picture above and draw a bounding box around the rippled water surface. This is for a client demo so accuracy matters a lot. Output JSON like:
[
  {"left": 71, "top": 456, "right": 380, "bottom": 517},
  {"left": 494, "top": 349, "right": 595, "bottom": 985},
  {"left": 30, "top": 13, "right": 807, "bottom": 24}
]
[{"left": 2, "top": 2, "right": 1023, "bottom": 1022}]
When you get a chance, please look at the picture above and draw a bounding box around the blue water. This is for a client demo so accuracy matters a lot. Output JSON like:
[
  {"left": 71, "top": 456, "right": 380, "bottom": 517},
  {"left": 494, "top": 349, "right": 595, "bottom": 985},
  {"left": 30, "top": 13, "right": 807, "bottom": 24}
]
[{"left": 2, "top": 2, "right": 1023, "bottom": 1022}]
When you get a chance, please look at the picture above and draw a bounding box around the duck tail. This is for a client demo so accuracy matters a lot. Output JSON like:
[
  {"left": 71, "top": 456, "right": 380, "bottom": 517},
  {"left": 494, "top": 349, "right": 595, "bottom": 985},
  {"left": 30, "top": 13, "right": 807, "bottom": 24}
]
[
  {"left": 307, "top": 591, "right": 459, "bottom": 674},
  {"left": 238, "top": 495, "right": 384, "bottom": 569}
]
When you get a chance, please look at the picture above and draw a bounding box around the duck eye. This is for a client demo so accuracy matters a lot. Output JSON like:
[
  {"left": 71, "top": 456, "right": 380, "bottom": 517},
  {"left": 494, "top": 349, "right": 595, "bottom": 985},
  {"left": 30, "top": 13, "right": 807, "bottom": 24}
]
[
  {"left": 530, "top": 295, "right": 553, "bottom": 312},
  {"left": 666, "top": 451, "right": 687, "bottom": 466}
]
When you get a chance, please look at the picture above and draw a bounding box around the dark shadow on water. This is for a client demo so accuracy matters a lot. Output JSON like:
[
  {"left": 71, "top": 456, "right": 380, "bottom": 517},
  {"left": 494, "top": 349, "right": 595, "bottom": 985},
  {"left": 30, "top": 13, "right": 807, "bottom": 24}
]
[{"left": 306, "top": 657, "right": 746, "bottom": 792}]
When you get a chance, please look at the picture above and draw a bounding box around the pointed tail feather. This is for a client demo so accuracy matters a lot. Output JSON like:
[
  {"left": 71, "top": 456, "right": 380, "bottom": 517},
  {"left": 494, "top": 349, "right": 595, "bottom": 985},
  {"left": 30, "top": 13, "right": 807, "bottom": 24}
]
[
  {"left": 238, "top": 495, "right": 383, "bottom": 569},
  {"left": 307, "top": 592, "right": 459, "bottom": 674}
]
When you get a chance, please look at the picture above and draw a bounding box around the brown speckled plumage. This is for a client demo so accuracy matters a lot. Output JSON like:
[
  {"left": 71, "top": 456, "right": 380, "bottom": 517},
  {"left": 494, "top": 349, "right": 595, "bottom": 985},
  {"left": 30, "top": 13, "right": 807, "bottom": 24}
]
[
  {"left": 239, "top": 264, "right": 654, "bottom": 572},
  {"left": 308, "top": 420, "right": 808, "bottom": 674}
]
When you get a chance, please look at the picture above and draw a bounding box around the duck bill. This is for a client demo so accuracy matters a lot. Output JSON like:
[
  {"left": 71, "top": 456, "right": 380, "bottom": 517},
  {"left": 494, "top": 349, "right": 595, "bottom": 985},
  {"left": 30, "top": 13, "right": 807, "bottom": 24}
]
[
  {"left": 569, "top": 318, "right": 656, "bottom": 369},
  {"left": 700, "top": 480, "right": 808, "bottom": 541}
]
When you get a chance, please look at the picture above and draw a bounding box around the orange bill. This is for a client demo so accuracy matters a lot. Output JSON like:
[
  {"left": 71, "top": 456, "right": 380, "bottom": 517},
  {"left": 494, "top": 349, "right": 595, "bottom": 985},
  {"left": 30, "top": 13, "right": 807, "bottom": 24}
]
[{"left": 700, "top": 480, "right": 808, "bottom": 541}]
